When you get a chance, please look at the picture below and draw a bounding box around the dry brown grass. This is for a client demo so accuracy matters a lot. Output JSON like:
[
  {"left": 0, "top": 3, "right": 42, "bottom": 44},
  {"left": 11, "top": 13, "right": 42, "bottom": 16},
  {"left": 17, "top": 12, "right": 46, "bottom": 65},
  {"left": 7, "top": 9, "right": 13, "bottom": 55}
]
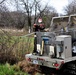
[{"left": 16, "top": 60, "right": 41, "bottom": 75}]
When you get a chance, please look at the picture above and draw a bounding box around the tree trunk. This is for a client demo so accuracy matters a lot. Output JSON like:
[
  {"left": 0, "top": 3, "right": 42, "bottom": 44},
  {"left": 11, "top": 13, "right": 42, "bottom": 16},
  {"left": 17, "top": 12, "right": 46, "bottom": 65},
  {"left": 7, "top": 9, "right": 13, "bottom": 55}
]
[{"left": 28, "top": 12, "right": 31, "bottom": 33}]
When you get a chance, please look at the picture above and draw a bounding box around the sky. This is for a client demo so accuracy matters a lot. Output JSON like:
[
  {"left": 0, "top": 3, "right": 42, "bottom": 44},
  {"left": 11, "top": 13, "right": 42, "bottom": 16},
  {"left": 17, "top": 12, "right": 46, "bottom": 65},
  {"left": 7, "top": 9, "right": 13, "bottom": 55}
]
[
  {"left": 5, "top": 0, "right": 72, "bottom": 15},
  {"left": 42, "top": 0, "right": 69, "bottom": 14}
]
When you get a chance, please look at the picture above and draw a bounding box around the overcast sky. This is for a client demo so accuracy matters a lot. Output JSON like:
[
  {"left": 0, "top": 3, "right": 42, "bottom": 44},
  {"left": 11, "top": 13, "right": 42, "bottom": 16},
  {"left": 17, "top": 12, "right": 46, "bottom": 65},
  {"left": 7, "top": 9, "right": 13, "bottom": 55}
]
[
  {"left": 5, "top": 0, "right": 73, "bottom": 15},
  {"left": 41, "top": 0, "right": 69, "bottom": 14}
]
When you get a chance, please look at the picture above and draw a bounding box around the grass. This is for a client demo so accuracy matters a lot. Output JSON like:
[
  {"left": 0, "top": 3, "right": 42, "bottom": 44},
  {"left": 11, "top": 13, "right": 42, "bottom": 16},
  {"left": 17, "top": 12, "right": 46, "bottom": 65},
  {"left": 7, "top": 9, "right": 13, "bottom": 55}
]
[
  {"left": 0, "top": 63, "right": 29, "bottom": 75},
  {"left": 0, "top": 63, "right": 41, "bottom": 75},
  {"left": 0, "top": 31, "right": 34, "bottom": 61},
  {"left": 0, "top": 30, "right": 37, "bottom": 75}
]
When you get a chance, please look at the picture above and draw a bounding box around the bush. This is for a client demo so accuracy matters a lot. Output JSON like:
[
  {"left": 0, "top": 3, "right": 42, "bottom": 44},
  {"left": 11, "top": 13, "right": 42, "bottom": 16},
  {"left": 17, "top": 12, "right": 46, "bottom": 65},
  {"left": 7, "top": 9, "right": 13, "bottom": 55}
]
[
  {"left": 0, "top": 63, "right": 28, "bottom": 75},
  {"left": 0, "top": 30, "right": 34, "bottom": 64},
  {"left": 16, "top": 60, "right": 40, "bottom": 75}
]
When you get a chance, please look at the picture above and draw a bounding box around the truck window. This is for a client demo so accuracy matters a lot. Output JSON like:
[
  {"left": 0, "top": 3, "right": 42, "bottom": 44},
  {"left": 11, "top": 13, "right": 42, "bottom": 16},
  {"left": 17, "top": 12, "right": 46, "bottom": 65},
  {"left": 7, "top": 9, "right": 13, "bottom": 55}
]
[
  {"left": 70, "top": 15, "right": 76, "bottom": 27},
  {"left": 50, "top": 16, "right": 69, "bottom": 32}
]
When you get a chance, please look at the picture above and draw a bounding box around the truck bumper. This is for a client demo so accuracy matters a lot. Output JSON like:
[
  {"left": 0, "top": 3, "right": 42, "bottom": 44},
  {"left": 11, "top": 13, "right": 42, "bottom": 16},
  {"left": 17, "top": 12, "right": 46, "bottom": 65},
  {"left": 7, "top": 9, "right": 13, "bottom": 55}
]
[{"left": 25, "top": 53, "right": 64, "bottom": 69}]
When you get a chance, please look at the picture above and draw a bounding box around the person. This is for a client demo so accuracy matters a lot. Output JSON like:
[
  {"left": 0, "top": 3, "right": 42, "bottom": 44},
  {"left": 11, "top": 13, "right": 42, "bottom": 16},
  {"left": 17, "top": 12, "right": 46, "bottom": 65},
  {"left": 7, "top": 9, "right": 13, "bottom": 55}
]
[
  {"left": 33, "top": 24, "right": 39, "bottom": 32},
  {"left": 33, "top": 22, "right": 45, "bottom": 54},
  {"left": 33, "top": 23, "right": 45, "bottom": 32}
]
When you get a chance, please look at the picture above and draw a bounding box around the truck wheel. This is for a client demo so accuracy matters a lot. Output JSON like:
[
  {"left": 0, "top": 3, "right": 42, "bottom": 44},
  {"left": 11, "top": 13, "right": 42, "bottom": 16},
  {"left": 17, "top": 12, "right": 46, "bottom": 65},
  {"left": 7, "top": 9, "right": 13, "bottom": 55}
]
[
  {"left": 60, "top": 61, "right": 76, "bottom": 75},
  {"left": 40, "top": 66, "right": 60, "bottom": 75},
  {"left": 72, "top": 38, "right": 76, "bottom": 56}
]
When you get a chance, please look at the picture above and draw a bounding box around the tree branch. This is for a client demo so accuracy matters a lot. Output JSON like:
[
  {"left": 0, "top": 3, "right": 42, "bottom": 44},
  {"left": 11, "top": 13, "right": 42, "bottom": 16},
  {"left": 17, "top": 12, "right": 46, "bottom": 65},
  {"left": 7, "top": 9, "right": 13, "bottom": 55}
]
[{"left": 0, "top": 0, "right": 5, "bottom": 4}]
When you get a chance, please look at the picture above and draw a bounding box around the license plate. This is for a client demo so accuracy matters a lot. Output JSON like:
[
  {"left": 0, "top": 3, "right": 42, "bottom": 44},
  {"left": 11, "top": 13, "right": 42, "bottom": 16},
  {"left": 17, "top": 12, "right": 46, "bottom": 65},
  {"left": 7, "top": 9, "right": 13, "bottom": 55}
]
[{"left": 33, "top": 60, "right": 38, "bottom": 64}]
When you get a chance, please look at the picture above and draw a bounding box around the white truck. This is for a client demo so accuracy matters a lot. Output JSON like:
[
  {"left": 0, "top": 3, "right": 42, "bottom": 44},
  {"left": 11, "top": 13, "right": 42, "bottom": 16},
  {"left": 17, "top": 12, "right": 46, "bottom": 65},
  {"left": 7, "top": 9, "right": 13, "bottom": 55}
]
[{"left": 26, "top": 14, "right": 76, "bottom": 75}]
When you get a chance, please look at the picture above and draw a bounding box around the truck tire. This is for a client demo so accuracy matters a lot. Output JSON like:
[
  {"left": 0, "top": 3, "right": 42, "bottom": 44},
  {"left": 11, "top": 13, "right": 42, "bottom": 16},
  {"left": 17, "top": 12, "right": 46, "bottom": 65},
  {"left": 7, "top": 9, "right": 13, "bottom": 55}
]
[
  {"left": 72, "top": 38, "right": 76, "bottom": 56},
  {"left": 40, "top": 61, "right": 76, "bottom": 75},
  {"left": 60, "top": 61, "right": 76, "bottom": 75},
  {"left": 40, "top": 66, "right": 60, "bottom": 75}
]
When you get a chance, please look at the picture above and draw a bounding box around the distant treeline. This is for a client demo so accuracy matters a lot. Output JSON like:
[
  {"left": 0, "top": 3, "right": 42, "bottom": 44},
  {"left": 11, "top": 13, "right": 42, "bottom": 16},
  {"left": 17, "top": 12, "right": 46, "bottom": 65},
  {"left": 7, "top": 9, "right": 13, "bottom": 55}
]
[{"left": 0, "top": 11, "right": 28, "bottom": 29}]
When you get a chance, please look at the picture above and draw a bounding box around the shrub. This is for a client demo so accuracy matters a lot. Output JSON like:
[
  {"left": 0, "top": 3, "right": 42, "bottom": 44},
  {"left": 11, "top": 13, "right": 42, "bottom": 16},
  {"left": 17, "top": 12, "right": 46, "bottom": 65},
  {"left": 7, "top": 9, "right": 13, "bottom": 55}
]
[
  {"left": 0, "top": 30, "right": 34, "bottom": 64},
  {"left": 0, "top": 63, "right": 28, "bottom": 75}
]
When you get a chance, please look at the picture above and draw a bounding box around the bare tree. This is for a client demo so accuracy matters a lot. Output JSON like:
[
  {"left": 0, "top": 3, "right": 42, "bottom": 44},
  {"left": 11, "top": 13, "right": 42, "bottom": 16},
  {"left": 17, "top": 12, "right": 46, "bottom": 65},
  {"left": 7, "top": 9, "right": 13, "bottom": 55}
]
[
  {"left": 0, "top": 0, "right": 5, "bottom": 4},
  {"left": 19, "top": 0, "right": 34, "bottom": 33},
  {"left": 0, "top": 4, "right": 26, "bottom": 29},
  {"left": 38, "top": 6, "right": 58, "bottom": 28},
  {"left": 14, "top": 0, "right": 50, "bottom": 33},
  {"left": 64, "top": 0, "right": 76, "bottom": 15},
  {"left": 33, "top": 0, "right": 40, "bottom": 23},
  {"left": 0, "top": 0, "right": 58, "bottom": 31}
]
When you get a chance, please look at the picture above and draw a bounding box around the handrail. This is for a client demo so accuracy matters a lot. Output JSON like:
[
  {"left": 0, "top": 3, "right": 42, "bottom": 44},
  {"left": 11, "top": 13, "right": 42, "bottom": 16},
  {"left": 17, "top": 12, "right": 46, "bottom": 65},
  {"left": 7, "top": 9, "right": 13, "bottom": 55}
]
[{"left": 21, "top": 32, "right": 35, "bottom": 37}]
